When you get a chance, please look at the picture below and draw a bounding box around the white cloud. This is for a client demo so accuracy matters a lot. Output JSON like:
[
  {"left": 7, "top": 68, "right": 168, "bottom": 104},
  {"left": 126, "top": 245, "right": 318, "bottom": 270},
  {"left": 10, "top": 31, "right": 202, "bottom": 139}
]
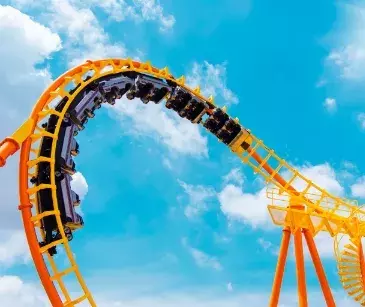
[
  {"left": 218, "top": 183, "right": 272, "bottom": 229},
  {"left": 316, "top": 78, "right": 327, "bottom": 88},
  {"left": 257, "top": 237, "right": 278, "bottom": 255},
  {"left": 178, "top": 180, "right": 216, "bottom": 219},
  {"left": 97, "top": 292, "right": 359, "bottom": 307},
  {"left": 75, "top": 0, "right": 175, "bottom": 31},
  {"left": 227, "top": 282, "right": 233, "bottom": 292},
  {"left": 351, "top": 176, "right": 365, "bottom": 198},
  {"left": 0, "top": 231, "right": 31, "bottom": 267},
  {"left": 43, "top": 0, "right": 128, "bottom": 66},
  {"left": 327, "top": 46, "right": 365, "bottom": 80},
  {"left": 223, "top": 168, "right": 244, "bottom": 186},
  {"left": 186, "top": 61, "right": 238, "bottom": 105},
  {"left": 256, "top": 232, "right": 336, "bottom": 262},
  {"left": 357, "top": 113, "right": 365, "bottom": 130},
  {"left": 71, "top": 172, "right": 89, "bottom": 200},
  {"left": 0, "top": 276, "right": 48, "bottom": 307},
  {"left": 307, "top": 232, "right": 335, "bottom": 260},
  {"left": 109, "top": 97, "right": 208, "bottom": 156},
  {"left": 80, "top": 0, "right": 137, "bottom": 22},
  {"left": 189, "top": 248, "right": 223, "bottom": 271},
  {"left": 0, "top": 273, "right": 358, "bottom": 307},
  {"left": 342, "top": 161, "right": 357, "bottom": 170},
  {"left": 182, "top": 238, "right": 222, "bottom": 271},
  {"left": 132, "top": 0, "right": 176, "bottom": 31},
  {"left": 0, "top": 6, "right": 60, "bottom": 236},
  {"left": 326, "top": 3, "right": 365, "bottom": 80},
  {"left": 214, "top": 233, "right": 231, "bottom": 244},
  {"left": 218, "top": 167, "right": 272, "bottom": 229},
  {"left": 218, "top": 163, "right": 345, "bottom": 230},
  {"left": 0, "top": 5, "right": 61, "bottom": 137},
  {"left": 12, "top": 0, "right": 175, "bottom": 52},
  {"left": 162, "top": 156, "right": 173, "bottom": 170},
  {"left": 324, "top": 97, "right": 337, "bottom": 113},
  {"left": 287, "top": 162, "right": 345, "bottom": 196}
]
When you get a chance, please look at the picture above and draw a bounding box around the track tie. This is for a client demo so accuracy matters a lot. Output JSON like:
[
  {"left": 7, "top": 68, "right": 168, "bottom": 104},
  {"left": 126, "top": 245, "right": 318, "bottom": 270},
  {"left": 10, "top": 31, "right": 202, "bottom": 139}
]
[
  {"left": 339, "top": 267, "right": 360, "bottom": 274},
  {"left": 343, "top": 250, "right": 358, "bottom": 258},
  {"left": 342, "top": 276, "right": 362, "bottom": 283},
  {"left": 31, "top": 210, "right": 60, "bottom": 223},
  {"left": 30, "top": 148, "right": 39, "bottom": 155},
  {"left": 64, "top": 294, "right": 89, "bottom": 306},
  {"left": 345, "top": 243, "right": 358, "bottom": 253},
  {"left": 338, "top": 270, "right": 361, "bottom": 276},
  {"left": 348, "top": 286, "right": 363, "bottom": 296},
  {"left": 40, "top": 239, "right": 65, "bottom": 254},
  {"left": 355, "top": 292, "right": 365, "bottom": 301},
  {"left": 343, "top": 281, "right": 362, "bottom": 290},
  {"left": 50, "top": 266, "right": 76, "bottom": 281},
  {"left": 27, "top": 156, "right": 53, "bottom": 168},
  {"left": 28, "top": 171, "right": 36, "bottom": 177},
  {"left": 339, "top": 263, "right": 360, "bottom": 269},
  {"left": 27, "top": 184, "right": 55, "bottom": 195},
  {"left": 30, "top": 131, "right": 57, "bottom": 142},
  {"left": 340, "top": 257, "right": 359, "bottom": 264},
  {"left": 37, "top": 109, "right": 62, "bottom": 120}
]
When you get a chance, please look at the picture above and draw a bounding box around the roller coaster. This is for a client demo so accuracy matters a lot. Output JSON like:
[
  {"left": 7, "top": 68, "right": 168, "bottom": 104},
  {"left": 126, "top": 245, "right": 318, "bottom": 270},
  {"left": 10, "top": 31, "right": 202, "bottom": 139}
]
[{"left": 0, "top": 58, "right": 365, "bottom": 306}]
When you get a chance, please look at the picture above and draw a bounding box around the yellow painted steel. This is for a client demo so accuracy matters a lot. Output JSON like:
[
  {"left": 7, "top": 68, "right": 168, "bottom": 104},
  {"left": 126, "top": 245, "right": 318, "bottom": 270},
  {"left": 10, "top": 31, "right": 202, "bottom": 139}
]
[
  {"left": 3, "top": 58, "right": 365, "bottom": 306},
  {"left": 335, "top": 234, "right": 365, "bottom": 305},
  {"left": 229, "top": 132, "right": 365, "bottom": 236}
]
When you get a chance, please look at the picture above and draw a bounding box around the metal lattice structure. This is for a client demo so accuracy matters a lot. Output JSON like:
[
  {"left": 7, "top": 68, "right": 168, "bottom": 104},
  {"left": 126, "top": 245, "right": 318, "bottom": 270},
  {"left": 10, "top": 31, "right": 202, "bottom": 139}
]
[{"left": 0, "top": 58, "right": 364, "bottom": 306}]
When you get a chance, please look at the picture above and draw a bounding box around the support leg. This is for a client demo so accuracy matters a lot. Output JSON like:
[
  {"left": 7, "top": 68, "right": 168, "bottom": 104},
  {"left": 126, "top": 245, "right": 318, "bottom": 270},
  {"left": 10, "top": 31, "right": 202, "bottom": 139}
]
[
  {"left": 269, "top": 227, "right": 291, "bottom": 307},
  {"left": 294, "top": 229, "right": 308, "bottom": 307},
  {"left": 303, "top": 229, "right": 335, "bottom": 307}
]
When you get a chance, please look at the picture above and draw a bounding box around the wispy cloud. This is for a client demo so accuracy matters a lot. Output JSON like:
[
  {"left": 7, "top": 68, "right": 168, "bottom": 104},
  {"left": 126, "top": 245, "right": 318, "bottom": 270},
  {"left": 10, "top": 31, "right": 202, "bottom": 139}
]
[
  {"left": 222, "top": 168, "right": 245, "bottom": 186},
  {"left": 85, "top": 0, "right": 176, "bottom": 31},
  {"left": 326, "top": 3, "right": 365, "bottom": 81},
  {"left": 186, "top": 61, "right": 238, "bottom": 105},
  {"left": 2, "top": 271, "right": 355, "bottom": 307},
  {"left": 109, "top": 97, "right": 208, "bottom": 156},
  {"left": 71, "top": 172, "right": 88, "bottom": 200},
  {"left": 324, "top": 97, "right": 337, "bottom": 113},
  {"left": 0, "top": 231, "right": 31, "bottom": 268},
  {"left": 357, "top": 113, "right": 365, "bottom": 130},
  {"left": 257, "top": 238, "right": 278, "bottom": 255},
  {"left": 218, "top": 163, "right": 348, "bottom": 229},
  {"left": 0, "top": 5, "right": 60, "bottom": 236},
  {"left": 178, "top": 180, "right": 216, "bottom": 219},
  {"left": 351, "top": 175, "right": 365, "bottom": 198},
  {"left": 182, "top": 238, "right": 222, "bottom": 271}
]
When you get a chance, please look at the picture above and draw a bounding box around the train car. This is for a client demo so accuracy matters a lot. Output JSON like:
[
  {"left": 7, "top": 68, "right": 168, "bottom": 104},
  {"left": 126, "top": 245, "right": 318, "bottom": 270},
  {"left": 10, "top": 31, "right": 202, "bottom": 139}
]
[
  {"left": 35, "top": 83, "right": 101, "bottom": 254},
  {"left": 165, "top": 86, "right": 208, "bottom": 124},
  {"left": 32, "top": 72, "right": 192, "bottom": 255},
  {"left": 126, "top": 74, "right": 171, "bottom": 104},
  {"left": 165, "top": 87, "right": 192, "bottom": 111},
  {"left": 203, "top": 108, "right": 242, "bottom": 144},
  {"left": 99, "top": 75, "right": 133, "bottom": 105},
  {"left": 65, "top": 89, "right": 100, "bottom": 136},
  {"left": 70, "top": 138, "right": 79, "bottom": 156}
]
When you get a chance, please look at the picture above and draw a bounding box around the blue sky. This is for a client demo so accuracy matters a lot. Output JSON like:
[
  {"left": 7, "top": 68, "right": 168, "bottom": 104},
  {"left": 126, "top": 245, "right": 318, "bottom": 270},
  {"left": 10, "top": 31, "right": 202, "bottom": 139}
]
[{"left": 0, "top": 0, "right": 365, "bottom": 306}]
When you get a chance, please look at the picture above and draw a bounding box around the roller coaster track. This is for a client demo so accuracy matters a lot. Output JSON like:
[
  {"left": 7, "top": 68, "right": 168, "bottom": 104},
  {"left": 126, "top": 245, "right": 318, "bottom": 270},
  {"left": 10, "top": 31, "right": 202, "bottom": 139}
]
[{"left": 0, "top": 58, "right": 365, "bottom": 306}]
